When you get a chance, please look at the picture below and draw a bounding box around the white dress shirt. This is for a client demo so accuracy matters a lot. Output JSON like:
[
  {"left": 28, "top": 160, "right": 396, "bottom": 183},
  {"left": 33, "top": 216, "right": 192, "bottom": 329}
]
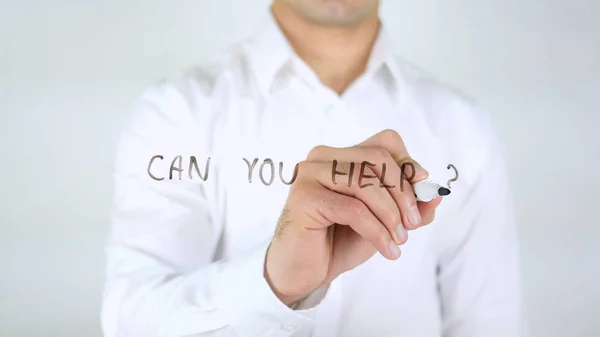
[{"left": 102, "top": 11, "right": 524, "bottom": 337}]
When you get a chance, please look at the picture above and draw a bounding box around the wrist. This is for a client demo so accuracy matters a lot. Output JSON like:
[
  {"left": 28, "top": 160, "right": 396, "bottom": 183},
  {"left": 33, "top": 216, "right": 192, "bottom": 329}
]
[
  {"left": 264, "top": 262, "right": 306, "bottom": 307},
  {"left": 264, "top": 243, "right": 320, "bottom": 307}
]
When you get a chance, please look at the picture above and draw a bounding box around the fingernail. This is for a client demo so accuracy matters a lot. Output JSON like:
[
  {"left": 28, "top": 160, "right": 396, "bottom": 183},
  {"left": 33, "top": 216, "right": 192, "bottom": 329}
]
[
  {"left": 408, "top": 205, "right": 422, "bottom": 227},
  {"left": 395, "top": 225, "right": 407, "bottom": 244},
  {"left": 388, "top": 241, "right": 401, "bottom": 259}
]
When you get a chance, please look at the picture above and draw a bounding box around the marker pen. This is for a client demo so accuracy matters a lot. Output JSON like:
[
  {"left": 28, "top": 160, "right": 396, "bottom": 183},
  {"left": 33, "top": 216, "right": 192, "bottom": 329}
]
[{"left": 412, "top": 180, "right": 451, "bottom": 202}]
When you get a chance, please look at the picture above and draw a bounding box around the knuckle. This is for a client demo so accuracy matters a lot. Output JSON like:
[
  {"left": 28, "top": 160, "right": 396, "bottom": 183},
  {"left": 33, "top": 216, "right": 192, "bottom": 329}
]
[
  {"left": 380, "top": 129, "right": 402, "bottom": 143},
  {"left": 305, "top": 186, "right": 332, "bottom": 212},
  {"left": 369, "top": 147, "right": 391, "bottom": 162},
  {"left": 397, "top": 156, "right": 414, "bottom": 166},
  {"left": 387, "top": 209, "right": 402, "bottom": 226},
  {"left": 404, "top": 198, "right": 418, "bottom": 211},
  {"left": 335, "top": 162, "right": 357, "bottom": 183},
  {"left": 397, "top": 182, "right": 414, "bottom": 197},
  {"left": 298, "top": 161, "right": 328, "bottom": 179},
  {"left": 336, "top": 161, "right": 351, "bottom": 172},
  {"left": 296, "top": 160, "right": 313, "bottom": 175},
  {"left": 307, "top": 145, "right": 329, "bottom": 159},
  {"left": 400, "top": 161, "right": 418, "bottom": 178},
  {"left": 375, "top": 230, "right": 390, "bottom": 246},
  {"left": 349, "top": 199, "right": 367, "bottom": 217},
  {"left": 402, "top": 203, "right": 424, "bottom": 219},
  {"left": 371, "top": 146, "right": 389, "bottom": 158},
  {"left": 363, "top": 166, "right": 377, "bottom": 179},
  {"left": 321, "top": 191, "right": 345, "bottom": 215},
  {"left": 297, "top": 160, "right": 311, "bottom": 168}
]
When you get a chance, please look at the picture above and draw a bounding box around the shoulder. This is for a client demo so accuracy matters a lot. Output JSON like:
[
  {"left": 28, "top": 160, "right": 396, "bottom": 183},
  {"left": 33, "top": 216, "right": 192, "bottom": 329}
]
[
  {"left": 393, "top": 56, "right": 493, "bottom": 139},
  {"left": 392, "top": 56, "right": 502, "bottom": 182},
  {"left": 120, "top": 44, "right": 253, "bottom": 148},
  {"left": 134, "top": 46, "right": 247, "bottom": 120}
]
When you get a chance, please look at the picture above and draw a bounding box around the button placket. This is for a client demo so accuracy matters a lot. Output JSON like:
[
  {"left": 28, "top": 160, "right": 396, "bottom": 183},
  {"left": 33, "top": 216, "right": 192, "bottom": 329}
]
[
  {"left": 270, "top": 76, "right": 288, "bottom": 94},
  {"left": 322, "top": 99, "right": 353, "bottom": 146}
]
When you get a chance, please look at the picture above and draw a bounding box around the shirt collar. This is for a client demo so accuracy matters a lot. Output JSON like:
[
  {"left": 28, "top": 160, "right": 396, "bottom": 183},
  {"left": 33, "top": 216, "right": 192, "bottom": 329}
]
[
  {"left": 246, "top": 10, "right": 403, "bottom": 97},
  {"left": 366, "top": 25, "right": 403, "bottom": 94}
]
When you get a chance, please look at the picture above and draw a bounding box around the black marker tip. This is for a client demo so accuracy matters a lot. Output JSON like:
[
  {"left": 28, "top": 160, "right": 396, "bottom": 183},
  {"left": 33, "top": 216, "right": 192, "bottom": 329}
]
[{"left": 438, "top": 187, "right": 451, "bottom": 196}]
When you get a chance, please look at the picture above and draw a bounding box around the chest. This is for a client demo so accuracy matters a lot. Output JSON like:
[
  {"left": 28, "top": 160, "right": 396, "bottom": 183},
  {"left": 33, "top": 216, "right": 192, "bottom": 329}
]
[
  {"left": 205, "top": 93, "right": 459, "bottom": 331},
  {"left": 212, "top": 92, "right": 454, "bottom": 258}
]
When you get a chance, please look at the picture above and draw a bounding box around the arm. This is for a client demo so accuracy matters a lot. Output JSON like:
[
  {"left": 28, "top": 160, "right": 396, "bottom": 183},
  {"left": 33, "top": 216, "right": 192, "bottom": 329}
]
[
  {"left": 101, "top": 80, "right": 323, "bottom": 337},
  {"left": 437, "top": 125, "right": 527, "bottom": 337}
]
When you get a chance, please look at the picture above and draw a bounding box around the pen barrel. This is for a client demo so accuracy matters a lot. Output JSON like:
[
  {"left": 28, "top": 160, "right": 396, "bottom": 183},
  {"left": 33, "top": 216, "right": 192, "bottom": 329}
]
[{"left": 412, "top": 180, "right": 444, "bottom": 202}]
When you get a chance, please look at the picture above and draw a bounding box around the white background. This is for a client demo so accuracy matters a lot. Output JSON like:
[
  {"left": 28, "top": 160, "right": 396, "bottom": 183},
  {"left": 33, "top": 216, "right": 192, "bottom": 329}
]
[{"left": 1, "top": 1, "right": 599, "bottom": 336}]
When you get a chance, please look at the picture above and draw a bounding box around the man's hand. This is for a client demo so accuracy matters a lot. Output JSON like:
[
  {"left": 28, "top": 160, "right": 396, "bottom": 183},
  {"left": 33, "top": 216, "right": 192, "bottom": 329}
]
[{"left": 264, "top": 129, "right": 443, "bottom": 306}]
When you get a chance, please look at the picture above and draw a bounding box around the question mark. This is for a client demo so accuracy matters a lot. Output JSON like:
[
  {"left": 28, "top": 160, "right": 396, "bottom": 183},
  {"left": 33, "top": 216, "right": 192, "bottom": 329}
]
[{"left": 446, "top": 164, "right": 459, "bottom": 189}]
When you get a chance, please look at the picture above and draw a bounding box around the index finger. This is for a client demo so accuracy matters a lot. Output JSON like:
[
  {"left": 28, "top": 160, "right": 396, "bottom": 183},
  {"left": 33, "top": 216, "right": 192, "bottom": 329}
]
[{"left": 358, "top": 129, "right": 429, "bottom": 182}]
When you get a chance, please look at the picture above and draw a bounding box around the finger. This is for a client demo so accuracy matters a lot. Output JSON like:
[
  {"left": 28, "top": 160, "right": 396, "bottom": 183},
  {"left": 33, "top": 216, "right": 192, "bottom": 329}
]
[
  {"left": 358, "top": 129, "right": 429, "bottom": 182},
  {"left": 306, "top": 145, "right": 425, "bottom": 231},
  {"left": 300, "top": 160, "right": 407, "bottom": 245},
  {"left": 417, "top": 197, "right": 443, "bottom": 225},
  {"left": 307, "top": 146, "right": 411, "bottom": 234},
  {"left": 313, "top": 187, "right": 401, "bottom": 260},
  {"left": 357, "top": 130, "right": 430, "bottom": 229}
]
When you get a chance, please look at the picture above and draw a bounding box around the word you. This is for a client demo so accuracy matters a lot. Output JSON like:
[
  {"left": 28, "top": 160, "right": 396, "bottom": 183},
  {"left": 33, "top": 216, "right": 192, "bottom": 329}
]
[{"left": 148, "top": 156, "right": 460, "bottom": 191}]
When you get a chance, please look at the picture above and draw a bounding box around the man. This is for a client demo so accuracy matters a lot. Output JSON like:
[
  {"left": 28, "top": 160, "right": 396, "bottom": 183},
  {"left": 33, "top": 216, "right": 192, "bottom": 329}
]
[{"left": 102, "top": 0, "right": 524, "bottom": 336}]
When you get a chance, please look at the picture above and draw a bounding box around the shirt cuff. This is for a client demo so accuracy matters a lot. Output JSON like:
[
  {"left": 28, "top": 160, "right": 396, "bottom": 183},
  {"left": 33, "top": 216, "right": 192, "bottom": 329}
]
[
  {"left": 293, "top": 284, "right": 330, "bottom": 310},
  {"left": 214, "top": 240, "right": 327, "bottom": 336}
]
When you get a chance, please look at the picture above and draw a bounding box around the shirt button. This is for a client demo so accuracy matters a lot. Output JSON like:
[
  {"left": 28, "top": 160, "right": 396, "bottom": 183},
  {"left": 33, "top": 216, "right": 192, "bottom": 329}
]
[{"left": 281, "top": 324, "right": 297, "bottom": 332}]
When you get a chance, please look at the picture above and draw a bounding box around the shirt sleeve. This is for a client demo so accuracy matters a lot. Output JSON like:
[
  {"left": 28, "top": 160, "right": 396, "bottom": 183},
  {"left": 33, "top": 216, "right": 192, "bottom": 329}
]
[
  {"left": 101, "top": 80, "right": 326, "bottom": 337},
  {"left": 436, "top": 124, "right": 528, "bottom": 337}
]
